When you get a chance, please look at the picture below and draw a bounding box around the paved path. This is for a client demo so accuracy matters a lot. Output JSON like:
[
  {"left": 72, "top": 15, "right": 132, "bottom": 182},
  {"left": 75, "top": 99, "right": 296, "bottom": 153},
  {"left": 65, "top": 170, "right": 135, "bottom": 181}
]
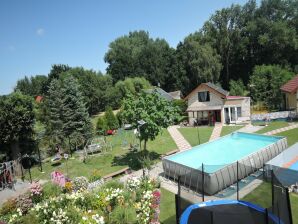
[
  {"left": 264, "top": 123, "right": 298, "bottom": 135},
  {"left": 209, "top": 122, "right": 223, "bottom": 141},
  {"left": 167, "top": 125, "right": 192, "bottom": 151},
  {"left": 237, "top": 124, "right": 264, "bottom": 133}
]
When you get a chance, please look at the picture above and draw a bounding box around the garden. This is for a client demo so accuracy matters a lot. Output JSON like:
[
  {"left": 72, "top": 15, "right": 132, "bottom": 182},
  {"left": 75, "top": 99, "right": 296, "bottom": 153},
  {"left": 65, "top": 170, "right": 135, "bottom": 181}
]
[{"left": 0, "top": 174, "right": 162, "bottom": 224}]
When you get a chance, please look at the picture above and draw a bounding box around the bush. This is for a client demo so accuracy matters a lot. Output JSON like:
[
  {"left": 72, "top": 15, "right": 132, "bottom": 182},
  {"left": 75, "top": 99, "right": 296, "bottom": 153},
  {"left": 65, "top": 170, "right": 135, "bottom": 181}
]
[
  {"left": 0, "top": 199, "right": 17, "bottom": 216},
  {"left": 109, "top": 205, "right": 137, "bottom": 224},
  {"left": 16, "top": 194, "right": 33, "bottom": 214},
  {"left": 73, "top": 176, "right": 89, "bottom": 192},
  {"left": 173, "top": 99, "right": 187, "bottom": 115},
  {"left": 42, "top": 182, "right": 62, "bottom": 199},
  {"left": 96, "top": 116, "right": 108, "bottom": 135},
  {"left": 104, "top": 107, "right": 119, "bottom": 130}
]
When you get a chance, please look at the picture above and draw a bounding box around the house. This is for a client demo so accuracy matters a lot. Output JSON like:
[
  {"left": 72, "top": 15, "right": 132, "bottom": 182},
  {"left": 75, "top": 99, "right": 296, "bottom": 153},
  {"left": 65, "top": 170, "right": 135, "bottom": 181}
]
[
  {"left": 185, "top": 82, "right": 250, "bottom": 125},
  {"left": 145, "top": 87, "right": 181, "bottom": 101},
  {"left": 280, "top": 75, "right": 298, "bottom": 113},
  {"left": 168, "top": 90, "right": 182, "bottom": 100}
]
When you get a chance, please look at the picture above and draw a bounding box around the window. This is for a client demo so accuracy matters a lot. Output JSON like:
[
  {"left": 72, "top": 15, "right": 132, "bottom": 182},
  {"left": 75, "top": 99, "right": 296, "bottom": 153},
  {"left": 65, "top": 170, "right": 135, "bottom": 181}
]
[
  {"left": 237, "top": 107, "right": 241, "bottom": 117},
  {"left": 198, "top": 91, "right": 210, "bottom": 102}
]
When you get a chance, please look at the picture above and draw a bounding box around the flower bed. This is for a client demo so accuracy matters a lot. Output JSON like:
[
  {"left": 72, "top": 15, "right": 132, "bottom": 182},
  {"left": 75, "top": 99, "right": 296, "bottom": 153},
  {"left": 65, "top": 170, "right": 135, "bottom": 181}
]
[{"left": 0, "top": 175, "right": 161, "bottom": 224}]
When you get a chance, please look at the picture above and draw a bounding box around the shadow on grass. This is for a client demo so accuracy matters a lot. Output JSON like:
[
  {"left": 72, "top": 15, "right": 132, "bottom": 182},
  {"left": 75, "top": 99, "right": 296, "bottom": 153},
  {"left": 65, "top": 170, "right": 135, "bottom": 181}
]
[
  {"left": 112, "top": 148, "right": 160, "bottom": 170},
  {"left": 161, "top": 215, "right": 176, "bottom": 224}
]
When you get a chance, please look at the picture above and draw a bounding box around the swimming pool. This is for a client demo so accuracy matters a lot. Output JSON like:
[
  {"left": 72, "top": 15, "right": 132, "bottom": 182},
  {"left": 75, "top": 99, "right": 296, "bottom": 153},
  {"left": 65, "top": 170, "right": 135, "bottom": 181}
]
[{"left": 163, "top": 132, "right": 287, "bottom": 195}]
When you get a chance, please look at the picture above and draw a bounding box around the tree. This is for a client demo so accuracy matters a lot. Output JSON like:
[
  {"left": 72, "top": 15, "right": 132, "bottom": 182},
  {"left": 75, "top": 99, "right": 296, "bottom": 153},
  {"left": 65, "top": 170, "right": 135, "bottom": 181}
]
[
  {"left": 175, "top": 38, "right": 222, "bottom": 94},
  {"left": 45, "top": 79, "right": 64, "bottom": 145},
  {"left": 249, "top": 65, "right": 294, "bottom": 109},
  {"left": 104, "top": 107, "right": 119, "bottom": 130},
  {"left": 0, "top": 92, "right": 35, "bottom": 158},
  {"left": 229, "top": 79, "right": 248, "bottom": 96},
  {"left": 14, "top": 75, "right": 48, "bottom": 97},
  {"left": 115, "top": 77, "right": 151, "bottom": 99},
  {"left": 104, "top": 30, "right": 174, "bottom": 89},
  {"left": 121, "top": 92, "right": 179, "bottom": 150},
  {"left": 96, "top": 117, "right": 108, "bottom": 135},
  {"left": 45, "top": 76, "right": 92, "bottom": 153}
]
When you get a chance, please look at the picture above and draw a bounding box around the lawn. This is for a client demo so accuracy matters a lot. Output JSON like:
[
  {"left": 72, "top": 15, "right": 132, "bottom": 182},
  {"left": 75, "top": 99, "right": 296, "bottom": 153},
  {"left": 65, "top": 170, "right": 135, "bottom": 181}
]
[
  {"left": 254, "top": 121, "right": 289, "bottom": 134},
  {"left": 26, "top": 129, "right": 177, "bottom": 181},
  {"left": 274, "top": 127, "right": 298, "bottom": 147},
  {"left": 160, "top": 188, "right": 176, "bottom": 224},
  {"left": 178, "top": 127, "right": 214, "bottom": 146},
  {"left": 242, "top": 182, "right": 298, "bottom": 223},
  {"left": 220, "top": 125, "right": 244, "bottom": 137}
]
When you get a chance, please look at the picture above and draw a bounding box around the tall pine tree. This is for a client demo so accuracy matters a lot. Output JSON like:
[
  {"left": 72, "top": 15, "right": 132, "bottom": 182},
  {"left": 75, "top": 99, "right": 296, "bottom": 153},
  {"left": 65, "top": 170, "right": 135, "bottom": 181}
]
[{"left": 46, "top": 76, "right": 92, "bottom": 153}]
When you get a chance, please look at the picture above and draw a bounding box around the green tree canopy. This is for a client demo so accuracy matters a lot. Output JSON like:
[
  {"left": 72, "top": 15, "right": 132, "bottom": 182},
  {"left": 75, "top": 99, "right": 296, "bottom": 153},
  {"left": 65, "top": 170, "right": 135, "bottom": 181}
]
[
  {"left": 229, "top": 79, "right": 248, "bottom": 96},
  {"left": 14, "top": 75, "right": 48, "bottom": 97},
  {"left": 121, "top": 92, "right": 179, "bottom": 150},
  {"left": 104, "top": 107, "right": 119, "bottom": 130},
  {"left": 104, "top": 30, "right": 174, "bottom": 89},
  {"left": 249, "top": 65, "right": 294, "bottom": 109},
  {"left": 45, "top": 76, "right": 92, "bottom": 152},
  {"left": 0, "top": 92, "right": 35, "bottom": 158}
]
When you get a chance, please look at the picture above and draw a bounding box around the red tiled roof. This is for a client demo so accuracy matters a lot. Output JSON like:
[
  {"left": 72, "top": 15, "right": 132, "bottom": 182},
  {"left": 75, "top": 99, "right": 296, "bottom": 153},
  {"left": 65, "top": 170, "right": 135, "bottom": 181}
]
[
  {"left": 280, "top": 75, "right": 298, "bottom": 93},
  {"left": 35, "top": 95, "right": 43, "bottom": 103}
]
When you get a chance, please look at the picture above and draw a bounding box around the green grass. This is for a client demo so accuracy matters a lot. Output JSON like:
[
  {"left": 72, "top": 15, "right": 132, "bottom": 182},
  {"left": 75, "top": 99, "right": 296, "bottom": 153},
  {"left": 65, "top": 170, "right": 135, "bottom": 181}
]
[
  {"left": 274, "top": 127, "right": 298, "bottom": 147},
  {"left": 26, "top": 129, "right": 177, "bottom": 181},
  {"left": 220, "top": 125, "right": 244, "bottom": 137},
  {"left": 178, "top": 127, "right": 214, "bottom": 147},
  {"left": 254, "top": 121, "right": 289, "bottom": 134},
  {"left": 160, "top": 188, "right": 176, "bottom": 224},
  {"left": 242, "top": 182, "right": 298, "bottom": 223}
]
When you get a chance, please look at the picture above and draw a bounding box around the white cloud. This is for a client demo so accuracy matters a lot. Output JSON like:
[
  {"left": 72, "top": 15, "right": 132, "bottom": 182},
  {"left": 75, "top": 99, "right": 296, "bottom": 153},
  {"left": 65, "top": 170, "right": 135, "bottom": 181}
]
[{"left": 36, "top": 28, "right": 45, "bottom": 36}]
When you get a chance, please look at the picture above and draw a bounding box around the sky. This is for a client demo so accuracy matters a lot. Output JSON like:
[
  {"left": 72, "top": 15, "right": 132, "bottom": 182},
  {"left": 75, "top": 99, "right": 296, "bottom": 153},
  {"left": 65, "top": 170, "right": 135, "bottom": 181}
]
[{"left": 0, "top": 0, "right": 249, "bottom": 95}]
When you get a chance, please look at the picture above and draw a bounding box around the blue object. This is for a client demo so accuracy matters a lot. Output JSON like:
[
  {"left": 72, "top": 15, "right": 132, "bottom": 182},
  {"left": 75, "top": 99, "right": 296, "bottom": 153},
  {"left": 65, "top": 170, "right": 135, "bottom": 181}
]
[
  {"left": 167, "top": 132, "right": 281, "bottom": 173},
  {"left": 180, "top": 200, "right": 282, "bottom": 224},
  {"left": 289, "top": 160, "right": 298, "bottom": 171}
]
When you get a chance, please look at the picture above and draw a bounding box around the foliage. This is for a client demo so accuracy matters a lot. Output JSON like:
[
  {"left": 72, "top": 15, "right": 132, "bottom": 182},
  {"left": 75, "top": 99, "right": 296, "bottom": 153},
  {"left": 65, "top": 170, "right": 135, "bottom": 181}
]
[
  {"left": 42, "top": 182, "right": 63, "bottom": 199},
  {"left": 229, "top": 79, "right": 248, "bottom": 96},
  {"left": 72, "top": 176, "right": 89, "bottom": 192},
  {"left": 16, "top": 194, "right": 33, "bottom": 214},
  {"left": 121, "top": 92, "right": 180, "bottom": 150},
  {"left": 14, "top": 75, "right": 48, "bottom": 97},
  {"left": 0, "top": 199, "right": 17, "bottom": 216},
  {"left": 30, "top": 182, "right": 43, "bottom": 203},
  {"left": 115, "top": 77, "right": 151, "bottom": 98},
  {"left": 172, "top": 99, "right": 187, "bottom": 115},
  {"left": 6, "top": 176, "right": 161, "bottom": 224},
  {"left": 45, "top": 76, "right": 92, "bottom": 152},
  {"left": 249, "top": 65, "right": 294, "bottom": 109},
  {"left": 89, "top": 169, "right": 102, "bottom": 183},
  {"left": 96, "top": 116, "right": 108, "bottom": 135},
  {"left": 175, "top": 40, "right": 222, "bottom": 94},
  {"left": 104, "top": 107, "right": 119, "bottom": 130},
  {"left": 0, "top": 92, "right": 35, "bottom": 158},
  {"left": 105, "top": 30, "right": 174, "bottom": 89}
]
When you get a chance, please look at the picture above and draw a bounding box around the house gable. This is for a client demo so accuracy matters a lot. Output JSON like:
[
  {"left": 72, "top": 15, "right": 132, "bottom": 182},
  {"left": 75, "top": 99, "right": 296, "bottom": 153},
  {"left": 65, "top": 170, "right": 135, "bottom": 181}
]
[{"left": 186, "top": 84, "right": 225, "bottom": 111}]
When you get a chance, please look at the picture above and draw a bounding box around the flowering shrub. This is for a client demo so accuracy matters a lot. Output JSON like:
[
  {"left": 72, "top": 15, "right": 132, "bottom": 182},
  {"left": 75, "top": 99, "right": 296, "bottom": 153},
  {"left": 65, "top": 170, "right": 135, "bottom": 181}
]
[
  {"left": 126, "top": 176, "right": 141, "bottom": 191},
  {"left": 73, "top": 176, "right": 89, "bottom": 192},
  {"left": 16, "top": 194, "right": 33, "bottom": 214},
  {"left": 64, "top": 181, "right": 73, "bottom": 193},
  {"left": 5, "top": 175, "right": 161, "bottom": 224},
  {"left": 30, "top": 182, "right": 43, "bottom": 203}
]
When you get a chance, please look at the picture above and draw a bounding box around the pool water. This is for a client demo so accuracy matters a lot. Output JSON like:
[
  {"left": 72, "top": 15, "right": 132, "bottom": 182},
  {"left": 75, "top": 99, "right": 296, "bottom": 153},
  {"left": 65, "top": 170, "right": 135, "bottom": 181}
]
[
  {"left": 167, "top": 132, "right": 281, "bottom": 173},
  {"left": 289, "top": 161, "right": 298, "bottom": 171}
]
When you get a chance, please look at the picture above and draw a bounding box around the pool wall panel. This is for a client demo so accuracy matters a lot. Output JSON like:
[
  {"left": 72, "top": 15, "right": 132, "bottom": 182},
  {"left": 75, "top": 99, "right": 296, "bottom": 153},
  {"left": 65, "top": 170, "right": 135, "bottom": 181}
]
[{"left": 162, "top": 136, "right": 288, "bottom": 195}]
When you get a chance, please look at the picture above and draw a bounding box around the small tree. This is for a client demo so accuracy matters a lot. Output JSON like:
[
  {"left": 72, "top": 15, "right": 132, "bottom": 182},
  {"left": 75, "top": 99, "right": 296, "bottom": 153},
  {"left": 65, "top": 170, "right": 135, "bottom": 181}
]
[
  {"left": 104, "top": 107, "right": 119, "bottom": 130},
  {"left": 122, "top": 92, "right": 179, "bottom": 150},
  {"left": 96, "top": 116, "right": 108, "bottom": 135},
  {"left": 229, "top": 79, "right": 248, "bottom": 96}
]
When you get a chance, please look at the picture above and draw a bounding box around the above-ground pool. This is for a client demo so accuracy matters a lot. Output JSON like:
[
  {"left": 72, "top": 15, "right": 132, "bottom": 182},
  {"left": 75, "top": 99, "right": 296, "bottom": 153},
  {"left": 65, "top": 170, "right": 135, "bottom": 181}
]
[{"left": 163, "top": 132, "right": 287, "bottom": 195}]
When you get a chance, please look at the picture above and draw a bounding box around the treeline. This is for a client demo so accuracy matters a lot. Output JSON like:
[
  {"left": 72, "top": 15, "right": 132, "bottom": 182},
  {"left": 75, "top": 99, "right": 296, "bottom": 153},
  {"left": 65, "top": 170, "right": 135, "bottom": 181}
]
[{"left": 14, "top": 0, "right": 298, "bottom": 111}]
